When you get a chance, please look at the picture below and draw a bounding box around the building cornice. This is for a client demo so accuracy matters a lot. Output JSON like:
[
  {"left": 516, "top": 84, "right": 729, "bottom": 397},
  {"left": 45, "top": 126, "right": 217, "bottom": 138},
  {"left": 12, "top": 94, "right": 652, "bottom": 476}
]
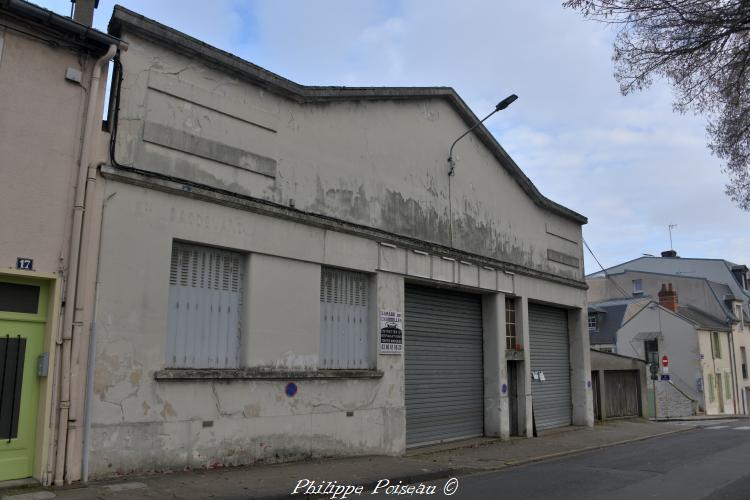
[{"left": 100, "top": 164, "right": 588, "bottom": 290}]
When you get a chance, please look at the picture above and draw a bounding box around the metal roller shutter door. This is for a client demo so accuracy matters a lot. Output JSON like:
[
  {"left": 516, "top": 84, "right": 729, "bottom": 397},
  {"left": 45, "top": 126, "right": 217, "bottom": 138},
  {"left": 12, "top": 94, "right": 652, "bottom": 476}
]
[
  {"left": 405, "top": 285, "right": 484, "bottom": 447},
  {"left": 529, "top": 304, "right": 572, "bottom": 431}
]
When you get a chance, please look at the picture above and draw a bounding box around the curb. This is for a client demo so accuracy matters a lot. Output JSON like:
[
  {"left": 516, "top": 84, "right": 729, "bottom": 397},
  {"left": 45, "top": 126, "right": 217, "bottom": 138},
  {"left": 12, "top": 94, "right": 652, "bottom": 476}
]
[
  {"left": 257, "top": 427, "right": 696, "bottom": 499},
  {"left": 652, "top": 415, "right": 747, "bottom": 422},
  {"left": 499, "top": 426, "right": 694, "bottom": 468}
]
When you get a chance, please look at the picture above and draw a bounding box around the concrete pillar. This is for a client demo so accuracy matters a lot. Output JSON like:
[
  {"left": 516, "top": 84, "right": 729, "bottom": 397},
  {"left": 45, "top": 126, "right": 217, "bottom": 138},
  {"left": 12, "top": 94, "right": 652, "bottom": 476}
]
[
  {"left": 638, "top": 365, "right": 648, "bottom": 418},
  {"left": 569, "top": 307, "right": 594, "bottom": 427},
  {"left": 517, "top": 296, "right": 534, "bottom": 437},
  {"left": 376, "top": 272, "right": 405, "bottom": 454},
  {"left": 482, "top": 292, "right": 508, "bottom": 440}
]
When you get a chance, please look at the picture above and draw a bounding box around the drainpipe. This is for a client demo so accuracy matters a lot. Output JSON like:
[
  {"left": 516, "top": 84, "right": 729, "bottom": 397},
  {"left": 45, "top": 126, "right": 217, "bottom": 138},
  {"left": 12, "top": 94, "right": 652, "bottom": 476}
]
[
  {"left": 81, "top": 190, "right": 116, "bottom": 483},
  {"left": 54, "top": 43, "right": 117, "bottom": 486}
]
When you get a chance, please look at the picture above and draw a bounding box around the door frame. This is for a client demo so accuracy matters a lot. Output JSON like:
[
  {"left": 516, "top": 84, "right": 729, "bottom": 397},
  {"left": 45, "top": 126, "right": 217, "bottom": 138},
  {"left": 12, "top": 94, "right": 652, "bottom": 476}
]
[{"left": 0, "top": 270, "right": 60, "bottom": 484}]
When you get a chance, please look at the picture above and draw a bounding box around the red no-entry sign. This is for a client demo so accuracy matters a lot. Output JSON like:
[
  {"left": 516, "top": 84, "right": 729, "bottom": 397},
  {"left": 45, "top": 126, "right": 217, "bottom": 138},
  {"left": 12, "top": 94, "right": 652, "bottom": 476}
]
[{"left": 661, "top": 355, "right": 669, "bottom": 367}]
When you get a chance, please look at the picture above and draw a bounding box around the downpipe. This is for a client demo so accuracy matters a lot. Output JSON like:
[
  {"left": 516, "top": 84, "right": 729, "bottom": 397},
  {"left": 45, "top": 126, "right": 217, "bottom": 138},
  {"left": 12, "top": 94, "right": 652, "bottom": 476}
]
[{"left": 54, "top": 43, "right": 117, "bottom": 486}]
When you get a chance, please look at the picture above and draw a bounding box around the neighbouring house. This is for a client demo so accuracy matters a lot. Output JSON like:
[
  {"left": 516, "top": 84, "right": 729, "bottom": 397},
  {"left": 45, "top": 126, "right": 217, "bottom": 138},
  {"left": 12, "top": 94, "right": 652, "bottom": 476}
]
[
  {"left": 73, "top": 5, "right": 594, "bottom": 479},
  {"left": 588, "top": 251, "right": 750, "bottom": 412},
  {"left": 589, "top": 288, "right": 734, "bottom": 417},
  {"left": 588, "top": 297, "right": 651, "bottom": 352},
  {"left": 0, "top": 0, "right": 124, "bottom": 485},
  {"left": 589, "top": 266, "right": 744, "bottom": 416}
]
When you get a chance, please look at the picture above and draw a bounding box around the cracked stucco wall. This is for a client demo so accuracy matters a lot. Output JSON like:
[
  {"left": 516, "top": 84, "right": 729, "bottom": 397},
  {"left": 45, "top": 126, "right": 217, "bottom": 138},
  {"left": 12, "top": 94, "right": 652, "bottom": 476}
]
[
  {"left": 113, "top": 33, "right": 584, "bottom": 283},
  {"left": 89, "top": 182, "right": 406, "bottom": 477}
]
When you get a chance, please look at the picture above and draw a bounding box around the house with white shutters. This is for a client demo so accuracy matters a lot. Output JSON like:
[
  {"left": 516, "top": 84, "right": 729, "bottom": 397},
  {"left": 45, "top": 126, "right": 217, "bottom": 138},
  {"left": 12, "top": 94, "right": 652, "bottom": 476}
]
[{"left": 74, "top": 6, "right": 593, "bottom": 478}]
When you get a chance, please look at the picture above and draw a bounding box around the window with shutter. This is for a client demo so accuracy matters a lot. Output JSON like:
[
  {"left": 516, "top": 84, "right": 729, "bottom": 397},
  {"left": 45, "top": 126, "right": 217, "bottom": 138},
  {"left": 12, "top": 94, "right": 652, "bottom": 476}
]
[
  {"left": 167, "top": 242, "right": 243, "bottom": 368},
  {"left": 319, "top": 267, "right": 371, "bottom": 369}
]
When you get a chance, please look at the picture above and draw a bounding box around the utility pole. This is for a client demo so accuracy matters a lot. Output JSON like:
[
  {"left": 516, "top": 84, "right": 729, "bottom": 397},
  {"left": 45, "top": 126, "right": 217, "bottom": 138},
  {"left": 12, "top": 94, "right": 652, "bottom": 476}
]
[{"left": 668, "top": 224, "right": 677, "bottom": 250}]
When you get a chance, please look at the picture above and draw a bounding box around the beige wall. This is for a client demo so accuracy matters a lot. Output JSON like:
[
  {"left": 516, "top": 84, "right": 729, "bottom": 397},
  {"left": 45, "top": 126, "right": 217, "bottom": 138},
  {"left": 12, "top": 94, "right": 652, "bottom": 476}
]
[
  {"left": 0, "top": 19, "right": 113, "bottom": 484},
  {"left": 588, "top": 273, "right": 728, "bottom": 321},
  {"left": 731, "top": 317, "right": 750, "bottom": 414},
  {"left": 699, "top": 330, "right": 735, "bottom": 415},
  {"left": 0, "top": 27, "right": 86, "bottom": 274},
  {"left": 112, "top": 33, "right": 584, "bottom": 284}
]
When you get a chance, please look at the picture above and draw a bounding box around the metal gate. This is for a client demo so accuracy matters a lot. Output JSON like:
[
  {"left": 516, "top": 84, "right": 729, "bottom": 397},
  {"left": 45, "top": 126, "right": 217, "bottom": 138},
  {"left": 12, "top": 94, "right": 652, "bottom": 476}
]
[
  {"left": 529, "top": 303, "right": 572, "bottom": 431},
  {"left": 404, "top": 285, "right": 483, "bottom": 447},
  {"left": 604, "top": 370, "right": 640, "bottom": 418}
]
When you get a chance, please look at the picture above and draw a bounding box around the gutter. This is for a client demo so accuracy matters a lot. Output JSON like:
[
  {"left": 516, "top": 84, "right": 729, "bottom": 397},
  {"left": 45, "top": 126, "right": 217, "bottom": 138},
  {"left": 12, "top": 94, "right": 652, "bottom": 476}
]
[{"left": 1, "top": 0, "right": 122, "bottom": 49}]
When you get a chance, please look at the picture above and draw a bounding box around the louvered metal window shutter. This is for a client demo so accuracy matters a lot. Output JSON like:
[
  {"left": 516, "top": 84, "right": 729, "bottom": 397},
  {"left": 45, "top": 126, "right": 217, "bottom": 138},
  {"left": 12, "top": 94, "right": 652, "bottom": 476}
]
[
  {"left": 167, "top": 242, "right": 243, "bottom": 368},
  {"left": 320, "top": 268, "right": 371, "bottom": 369}
]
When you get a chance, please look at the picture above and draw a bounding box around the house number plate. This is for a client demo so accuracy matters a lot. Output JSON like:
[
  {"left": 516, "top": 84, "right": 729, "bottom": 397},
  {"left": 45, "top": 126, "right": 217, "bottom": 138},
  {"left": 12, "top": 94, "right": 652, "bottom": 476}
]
[{"left": 16, "top": 258, "right": 33, "bottom": 270}]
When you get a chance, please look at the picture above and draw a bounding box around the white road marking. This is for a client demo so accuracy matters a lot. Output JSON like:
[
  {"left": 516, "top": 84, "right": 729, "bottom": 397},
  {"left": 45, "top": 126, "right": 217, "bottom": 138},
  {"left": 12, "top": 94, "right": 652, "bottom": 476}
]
[
  {"left": 733, "top": 426, "right": 750, "bottom": 430},
  {"left": 706, "top": 425, "right": 729, "bottom": 429}
]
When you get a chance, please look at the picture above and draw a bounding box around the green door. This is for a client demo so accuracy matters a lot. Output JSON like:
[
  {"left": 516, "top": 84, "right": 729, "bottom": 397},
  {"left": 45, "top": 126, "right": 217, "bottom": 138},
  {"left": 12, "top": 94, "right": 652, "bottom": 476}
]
[{"left": 0, "top": 276, "right": 48, "bottom": 481}]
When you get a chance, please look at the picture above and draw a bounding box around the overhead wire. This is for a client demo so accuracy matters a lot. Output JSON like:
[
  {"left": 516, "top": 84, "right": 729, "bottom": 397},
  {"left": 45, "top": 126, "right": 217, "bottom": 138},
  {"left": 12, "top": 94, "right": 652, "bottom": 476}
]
[{"left": 583, "top": 238, "right": 631, "bottom": 299}]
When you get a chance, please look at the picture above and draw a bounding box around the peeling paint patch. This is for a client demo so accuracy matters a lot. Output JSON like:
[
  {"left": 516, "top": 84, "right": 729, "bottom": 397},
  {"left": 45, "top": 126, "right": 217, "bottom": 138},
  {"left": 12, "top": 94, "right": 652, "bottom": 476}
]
[
  {"left": 380, "top": 190, "right": 450, "bottom": 246},
  {"left": 130, "top": 368, "right": 143, "bottom": 386},
  {"left": 243, "top": 404, "right": 260, "bottom": 418},
  {"left": 160, "top": 402, "right": 177, "bottom": 418}
]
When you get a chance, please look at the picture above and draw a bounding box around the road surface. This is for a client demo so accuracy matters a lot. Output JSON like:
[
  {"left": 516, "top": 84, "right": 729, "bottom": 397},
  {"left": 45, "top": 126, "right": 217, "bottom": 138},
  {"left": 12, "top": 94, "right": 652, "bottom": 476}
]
[{"left": 371, "top": 420, "right": 750, "bottom": 500}]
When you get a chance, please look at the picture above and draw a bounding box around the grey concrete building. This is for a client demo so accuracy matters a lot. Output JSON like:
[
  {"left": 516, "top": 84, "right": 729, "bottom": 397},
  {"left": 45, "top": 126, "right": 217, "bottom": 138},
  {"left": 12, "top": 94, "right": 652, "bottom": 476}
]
[{"left": 81, "top": 6, "right": 593, "bottom": 478}]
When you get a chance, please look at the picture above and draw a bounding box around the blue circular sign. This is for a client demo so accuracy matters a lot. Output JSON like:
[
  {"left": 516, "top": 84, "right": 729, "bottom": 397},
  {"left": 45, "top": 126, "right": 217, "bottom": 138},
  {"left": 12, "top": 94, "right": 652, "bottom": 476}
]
[
  {"left": 285, "top": 382, "right": 298, "bottom": 397},
  {"left": 501, "top": 383, "right": 508, "bottom": 394}
]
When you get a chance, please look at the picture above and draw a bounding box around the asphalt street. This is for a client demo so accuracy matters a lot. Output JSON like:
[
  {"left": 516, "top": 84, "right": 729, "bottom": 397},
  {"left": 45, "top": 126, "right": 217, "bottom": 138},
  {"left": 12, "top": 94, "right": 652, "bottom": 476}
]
[{"left": 370, "top": 421, "right": 750, "bottom": 500}]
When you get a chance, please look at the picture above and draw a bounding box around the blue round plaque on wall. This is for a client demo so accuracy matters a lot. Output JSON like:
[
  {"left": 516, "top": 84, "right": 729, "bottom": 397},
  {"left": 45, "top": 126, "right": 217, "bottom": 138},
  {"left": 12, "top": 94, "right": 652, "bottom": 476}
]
[{"left": 285, "top": 382, "right": 298, "bottom": 397}]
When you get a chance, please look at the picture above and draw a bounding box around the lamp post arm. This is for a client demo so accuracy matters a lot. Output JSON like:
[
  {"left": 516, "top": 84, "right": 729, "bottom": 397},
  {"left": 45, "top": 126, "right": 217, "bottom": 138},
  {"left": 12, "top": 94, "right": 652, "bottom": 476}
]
[{"left": 447, "top": 107, "right": 499, "bottom": 174}]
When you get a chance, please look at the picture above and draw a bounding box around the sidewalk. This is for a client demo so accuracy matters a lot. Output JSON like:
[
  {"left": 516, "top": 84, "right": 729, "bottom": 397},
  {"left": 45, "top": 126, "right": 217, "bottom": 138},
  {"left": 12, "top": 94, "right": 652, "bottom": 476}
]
[{"left": 1, "top": 419, "right": 689, "bottom": 500}]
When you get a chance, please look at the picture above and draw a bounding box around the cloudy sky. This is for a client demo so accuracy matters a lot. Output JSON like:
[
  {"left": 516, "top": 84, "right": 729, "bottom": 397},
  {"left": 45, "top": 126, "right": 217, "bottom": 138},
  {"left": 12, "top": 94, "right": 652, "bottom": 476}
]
[{"left": 38, "top": 0, "right": 750, "bottom": 273}]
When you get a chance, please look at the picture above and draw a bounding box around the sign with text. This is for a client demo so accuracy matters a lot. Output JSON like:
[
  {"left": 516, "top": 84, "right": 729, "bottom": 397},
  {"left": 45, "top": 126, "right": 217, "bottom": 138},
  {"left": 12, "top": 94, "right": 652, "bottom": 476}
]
[{"left": 379, "top": 310, "right": 403, "bottom": 355}]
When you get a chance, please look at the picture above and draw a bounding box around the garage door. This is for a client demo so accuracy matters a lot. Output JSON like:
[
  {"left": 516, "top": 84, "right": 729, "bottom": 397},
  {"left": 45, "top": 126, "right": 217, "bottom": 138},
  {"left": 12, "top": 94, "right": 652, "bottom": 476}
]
[
  {"left": 604, "top": 370, "right": 640, "bottom": 418},
  {"left": 529, "top": 303, "right": 571, "bottom": 431},
  {"left": 404, "top": 285, "right": 484, "bottom": 447}
]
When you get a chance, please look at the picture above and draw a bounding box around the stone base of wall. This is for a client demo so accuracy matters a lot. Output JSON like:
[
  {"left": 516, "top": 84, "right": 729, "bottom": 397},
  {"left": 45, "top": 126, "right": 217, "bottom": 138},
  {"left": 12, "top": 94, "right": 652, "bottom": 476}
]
[{"left": 650, "top": 380, "right": 696, "bottom": 418}]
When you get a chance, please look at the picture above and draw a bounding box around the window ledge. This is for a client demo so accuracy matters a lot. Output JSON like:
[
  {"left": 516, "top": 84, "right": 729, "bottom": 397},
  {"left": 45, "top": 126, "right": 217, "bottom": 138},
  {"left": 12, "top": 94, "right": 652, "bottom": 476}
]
[{"left": 154, "top": 368, "right": 384, "bottom": 381}]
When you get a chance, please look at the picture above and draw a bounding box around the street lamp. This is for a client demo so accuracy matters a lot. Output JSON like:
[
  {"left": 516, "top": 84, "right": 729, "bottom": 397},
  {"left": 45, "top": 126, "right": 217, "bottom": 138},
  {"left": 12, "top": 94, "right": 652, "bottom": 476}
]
[{"left": 447, "top": 94, "right": 518, "bottom": 176}]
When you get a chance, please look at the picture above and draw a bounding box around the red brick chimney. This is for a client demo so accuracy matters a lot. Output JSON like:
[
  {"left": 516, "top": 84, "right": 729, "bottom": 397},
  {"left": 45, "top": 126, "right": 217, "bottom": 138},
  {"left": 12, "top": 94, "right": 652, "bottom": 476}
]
[{"left": 658, "top": 283, "right": 678, "bottom": 312}]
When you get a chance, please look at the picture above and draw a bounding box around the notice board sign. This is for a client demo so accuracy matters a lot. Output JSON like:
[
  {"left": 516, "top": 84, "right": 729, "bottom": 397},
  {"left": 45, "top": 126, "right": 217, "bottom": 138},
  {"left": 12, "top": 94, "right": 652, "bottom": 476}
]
[{"left": 379, "top": 310, "right": 403, "bottom": 354}]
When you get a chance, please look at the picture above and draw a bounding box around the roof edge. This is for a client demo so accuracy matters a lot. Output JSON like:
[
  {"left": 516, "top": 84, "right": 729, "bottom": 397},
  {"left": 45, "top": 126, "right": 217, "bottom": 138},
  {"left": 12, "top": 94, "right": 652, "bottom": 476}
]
[
  {"left": 107, "top": 4, "right": 587, "bottom": 225},
  {"left": 2, "top": 0, "right": 122, "bottom": 50}
]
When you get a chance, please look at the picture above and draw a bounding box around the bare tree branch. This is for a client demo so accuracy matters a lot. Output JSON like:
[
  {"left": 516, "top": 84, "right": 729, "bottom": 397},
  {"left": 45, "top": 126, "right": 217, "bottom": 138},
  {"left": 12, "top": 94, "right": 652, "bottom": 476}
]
[{"left": 564, "top": 0, "right": 750, "bottom": 209}]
